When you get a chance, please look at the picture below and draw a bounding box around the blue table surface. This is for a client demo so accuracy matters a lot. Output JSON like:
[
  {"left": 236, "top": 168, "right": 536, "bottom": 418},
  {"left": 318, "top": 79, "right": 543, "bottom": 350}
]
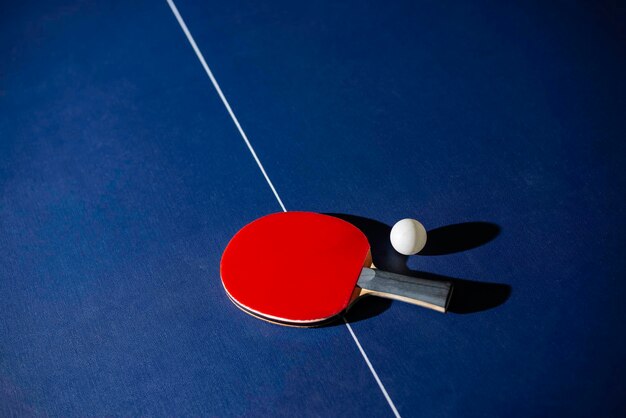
[{"left": 1, "top": 1, "right": 625, "bottom": 416}]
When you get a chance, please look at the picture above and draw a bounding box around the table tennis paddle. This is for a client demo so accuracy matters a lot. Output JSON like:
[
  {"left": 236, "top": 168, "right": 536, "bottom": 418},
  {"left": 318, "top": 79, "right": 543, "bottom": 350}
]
[{"left": 220, "top": 212, "right": 452, "bottom": 326}]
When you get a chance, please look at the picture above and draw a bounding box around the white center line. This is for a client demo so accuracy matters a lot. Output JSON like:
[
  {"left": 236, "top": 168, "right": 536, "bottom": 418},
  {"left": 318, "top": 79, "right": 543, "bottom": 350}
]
[
  {"left": 165, "top": 1, "right": 400, "bottom": 416},
  {"left": 344, "top": 318, "right": 401, "bottom": 418},
  {"left": 166, "top": 0, "right": 286, "bottom": 213}
]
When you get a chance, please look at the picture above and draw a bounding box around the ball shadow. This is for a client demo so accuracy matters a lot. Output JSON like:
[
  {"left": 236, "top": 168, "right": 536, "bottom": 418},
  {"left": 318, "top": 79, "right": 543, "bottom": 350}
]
[
  {"left": 420, "top": 222, "right": 501, "bottom": 256},
  {"left": 324, "top": 213, "right": 511, "bottom": 325}
]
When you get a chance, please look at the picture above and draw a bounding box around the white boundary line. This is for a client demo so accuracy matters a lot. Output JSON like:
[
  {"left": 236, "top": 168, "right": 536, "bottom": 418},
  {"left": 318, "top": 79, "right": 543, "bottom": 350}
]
[{"left": 165, "top": 1, "right": 400, "bottom": 416}]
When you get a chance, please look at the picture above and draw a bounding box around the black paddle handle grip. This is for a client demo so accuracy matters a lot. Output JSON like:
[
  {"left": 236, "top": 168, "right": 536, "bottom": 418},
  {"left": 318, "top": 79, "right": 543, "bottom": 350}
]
[{"left": 357, "top": 268, "right": 452, "bottom": 313}]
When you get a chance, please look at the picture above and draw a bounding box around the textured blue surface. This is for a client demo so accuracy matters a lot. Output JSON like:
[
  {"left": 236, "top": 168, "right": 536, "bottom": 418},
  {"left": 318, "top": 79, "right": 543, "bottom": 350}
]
[{"left": 1, "top": 0, "right": 625, "bottom": 416}]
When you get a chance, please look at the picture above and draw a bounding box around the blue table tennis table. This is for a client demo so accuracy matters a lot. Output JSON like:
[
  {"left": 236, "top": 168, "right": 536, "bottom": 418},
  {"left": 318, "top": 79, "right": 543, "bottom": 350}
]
[{"left": 2, "top": 1, "right": 625, "bottom": 416}]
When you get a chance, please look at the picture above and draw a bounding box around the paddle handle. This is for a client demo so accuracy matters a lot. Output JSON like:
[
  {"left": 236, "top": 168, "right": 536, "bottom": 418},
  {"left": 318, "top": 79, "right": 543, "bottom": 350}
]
[{"left": 357, "top": 267, "right": 452, "bottom": 313}]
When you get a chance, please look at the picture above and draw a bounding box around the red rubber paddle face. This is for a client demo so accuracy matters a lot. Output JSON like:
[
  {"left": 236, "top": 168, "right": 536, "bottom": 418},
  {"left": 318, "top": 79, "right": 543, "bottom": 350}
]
[{"left": 220, "top": 212, "right": 370, "bottom": 325}]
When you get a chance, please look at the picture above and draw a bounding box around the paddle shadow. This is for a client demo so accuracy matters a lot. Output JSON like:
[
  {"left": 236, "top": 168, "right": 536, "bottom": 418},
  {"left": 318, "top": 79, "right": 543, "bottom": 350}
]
[{"left": 323, "top": 214, "right": 510, "bottom": 324}]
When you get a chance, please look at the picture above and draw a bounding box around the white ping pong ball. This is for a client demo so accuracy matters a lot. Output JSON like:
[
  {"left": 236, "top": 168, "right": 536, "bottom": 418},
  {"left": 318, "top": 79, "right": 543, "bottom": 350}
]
[{"left": 390, "top": 218, "right": 427, "bottom": 255}]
